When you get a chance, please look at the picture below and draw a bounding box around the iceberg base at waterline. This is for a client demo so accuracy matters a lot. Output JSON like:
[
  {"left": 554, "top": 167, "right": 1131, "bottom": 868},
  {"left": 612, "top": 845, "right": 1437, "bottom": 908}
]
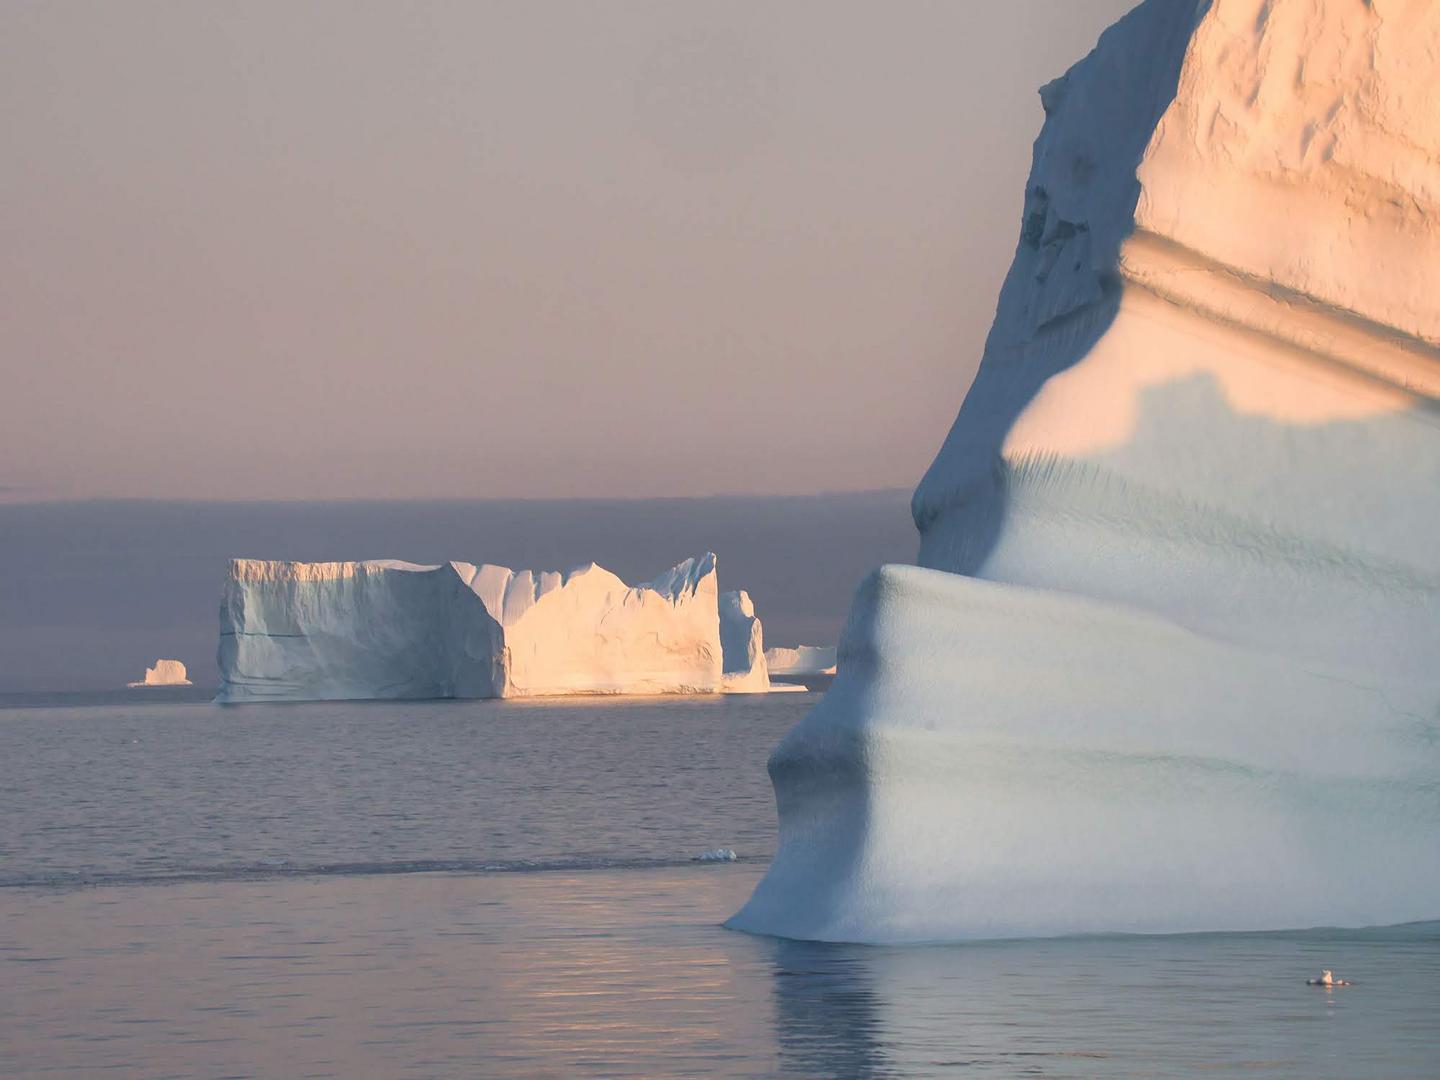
[{"left": 727, "top": 564, "right": 1440, "bottom": 943}]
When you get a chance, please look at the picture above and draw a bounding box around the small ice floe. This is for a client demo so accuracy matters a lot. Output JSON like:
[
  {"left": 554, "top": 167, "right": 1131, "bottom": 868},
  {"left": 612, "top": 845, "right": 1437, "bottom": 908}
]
[
  {"left": 1306, "top": 969, "right": 1351, "bottom": 987},
  {"left": 693, "top": 847, "right": 738, "bottom": 863}
]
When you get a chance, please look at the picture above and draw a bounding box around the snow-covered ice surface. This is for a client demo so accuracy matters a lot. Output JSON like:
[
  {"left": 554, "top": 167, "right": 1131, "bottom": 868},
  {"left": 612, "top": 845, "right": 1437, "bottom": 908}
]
[
  {"left": 127, "top": 659, "right": 192, "bottom": 688},
  {"left": 217, "top": 553, "right": 780, "bottom": 702},
  {"left": 764, "top": 645, "right": 837, "bottom": 676},
  {"left": 730, "top": 0, "right": 1440, "bottom": 943}
]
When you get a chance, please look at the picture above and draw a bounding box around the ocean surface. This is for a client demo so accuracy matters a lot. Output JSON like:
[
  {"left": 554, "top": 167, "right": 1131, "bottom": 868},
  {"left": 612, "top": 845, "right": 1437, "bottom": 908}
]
[{"left": 2, "top": 692, "right": 1437, "bottom": 1078}]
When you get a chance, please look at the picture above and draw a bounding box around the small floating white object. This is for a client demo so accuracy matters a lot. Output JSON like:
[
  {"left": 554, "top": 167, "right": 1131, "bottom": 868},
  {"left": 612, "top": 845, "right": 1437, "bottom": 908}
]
[
  {"left": 1307, "top": 970, "right": 1351, "bottom": 987},
  {"left": 127, "top": 659, "right": 192, "bottom": 688},
  {"left": 693, "top": 848, "right": 738, "bottom": 863}
]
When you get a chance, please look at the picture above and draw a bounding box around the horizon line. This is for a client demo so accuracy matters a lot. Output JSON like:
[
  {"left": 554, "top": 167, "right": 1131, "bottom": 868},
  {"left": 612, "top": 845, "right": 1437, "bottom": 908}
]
[{"left": 0, "top": 487, "right": 912, "bottom": 509}]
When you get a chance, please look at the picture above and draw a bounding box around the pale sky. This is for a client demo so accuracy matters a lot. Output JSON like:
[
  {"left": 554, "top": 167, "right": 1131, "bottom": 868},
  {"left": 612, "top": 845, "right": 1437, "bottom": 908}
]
[{"left": 1, "top": 1, "right": 1136, "bottom": 500}]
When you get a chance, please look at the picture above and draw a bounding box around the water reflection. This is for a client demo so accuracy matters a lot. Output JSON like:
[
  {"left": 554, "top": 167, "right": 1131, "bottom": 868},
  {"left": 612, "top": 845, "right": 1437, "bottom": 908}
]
[
  {"left": 3, "top": 865, "right": 1438, "bottom": 1078},
  {"left": 767, "top": 939, "right": 890, "bottom": 1077},
  {"left": 757, "top": 919, "right": 1440, "bottom": 1079}
]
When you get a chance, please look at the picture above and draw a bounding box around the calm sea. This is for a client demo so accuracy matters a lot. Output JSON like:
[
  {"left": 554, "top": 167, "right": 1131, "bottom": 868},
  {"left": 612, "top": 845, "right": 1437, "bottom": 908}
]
[{"left": 2, "top": 693, "right": 1437, "bottom": 1078}]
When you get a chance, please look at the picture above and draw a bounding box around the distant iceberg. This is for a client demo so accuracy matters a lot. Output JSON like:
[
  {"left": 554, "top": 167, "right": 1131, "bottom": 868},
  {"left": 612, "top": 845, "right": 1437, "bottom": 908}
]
[
  {"left": 217, "top": 553, "right": 785, "bottom": 702},
  {"left": 719, "top": 590, "right": 771, "bottom": 693},
  {"left": 730, "top": 0, "right": 1440, "bottom": 943},
  {"left": 764, "top": 645, "right": 837, "bottom": 677},
  {"left": 128, "top": 659, "right": 192, "bottom": 688}
]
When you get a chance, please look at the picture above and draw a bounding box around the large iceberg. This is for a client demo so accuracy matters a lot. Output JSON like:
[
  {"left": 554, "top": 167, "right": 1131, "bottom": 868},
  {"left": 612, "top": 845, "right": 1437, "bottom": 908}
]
[
  {"left": 730, "top": 0, "right": 1440, "bottom": 943},
  {"left": 218, "top": 553, "right": 778, "bottom": 702}
]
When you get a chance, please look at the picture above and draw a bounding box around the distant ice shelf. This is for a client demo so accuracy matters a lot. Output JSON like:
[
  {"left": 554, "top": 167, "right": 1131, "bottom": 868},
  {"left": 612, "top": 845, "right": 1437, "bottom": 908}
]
[
  {"left": 764, "top": 645, "right": 837, "bottom": 677},
  {"left": 216, "top": 552, "right": 788, "bottom": 702}
]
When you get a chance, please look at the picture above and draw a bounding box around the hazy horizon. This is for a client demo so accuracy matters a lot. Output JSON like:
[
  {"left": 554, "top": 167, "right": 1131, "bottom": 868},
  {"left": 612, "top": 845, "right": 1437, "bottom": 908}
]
[
  {"left": 2, "top": 0, "right": 1136, "bottom": 502},
  {"left": 0, "top": 490, "right": 915, "bottom": 692},
  {"left": 2, "top": 1, "right": 1136, "bottom": 691}
]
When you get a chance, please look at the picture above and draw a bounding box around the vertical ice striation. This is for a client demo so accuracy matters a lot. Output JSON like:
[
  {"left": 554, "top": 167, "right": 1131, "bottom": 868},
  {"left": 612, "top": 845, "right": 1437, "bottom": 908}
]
[
  {"left": 730, "top": 0, "right": 1440, "bottom": 943},
  {"left": 217, "top": 559, "right": 508, "bottom": 701}
]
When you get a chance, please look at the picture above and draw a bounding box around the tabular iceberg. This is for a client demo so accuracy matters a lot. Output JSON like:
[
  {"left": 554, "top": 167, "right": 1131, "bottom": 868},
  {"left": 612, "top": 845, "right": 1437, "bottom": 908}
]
[
  {"left": 764, "top": 646, "right": 837, "bottom": 677},
  {"left": 730, "top": 0, "right": 1440, "bottom": 943},
  {"left": 217, "top": 553, "right": 777, "bottom": 702},
  {"left": 127, "top": 659, "right": 192, "bottom": 688}
]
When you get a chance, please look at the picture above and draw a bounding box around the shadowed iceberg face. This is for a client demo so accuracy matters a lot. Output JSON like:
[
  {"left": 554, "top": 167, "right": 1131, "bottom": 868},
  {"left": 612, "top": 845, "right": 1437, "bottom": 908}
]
[
  {"left": 910, "top": 0, "right": 1208, "bottom": 574},
  {"left": 732, "top": 0, "right": 1440, "bottom": 943},
  {"left": 720, "top": 589, "right": 772, "bottom": 692}
]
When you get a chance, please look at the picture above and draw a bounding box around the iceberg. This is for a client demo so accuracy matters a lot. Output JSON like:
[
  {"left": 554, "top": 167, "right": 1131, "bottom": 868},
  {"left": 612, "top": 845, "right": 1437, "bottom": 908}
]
[
  {"left": 719, "top": 590, "right": 772, "bottom": 693},
  {"left": 217, "top": 553, "right": 782, "bottom": 702},
  {"left": 127, "top": 659, "right": 192, "bottom": 688},
  {"left": 764, "top": 646, "right": 837, "bottom": 677},
  {"left": 730, "top": 0, "right": 1440, "bottom": 943}
]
